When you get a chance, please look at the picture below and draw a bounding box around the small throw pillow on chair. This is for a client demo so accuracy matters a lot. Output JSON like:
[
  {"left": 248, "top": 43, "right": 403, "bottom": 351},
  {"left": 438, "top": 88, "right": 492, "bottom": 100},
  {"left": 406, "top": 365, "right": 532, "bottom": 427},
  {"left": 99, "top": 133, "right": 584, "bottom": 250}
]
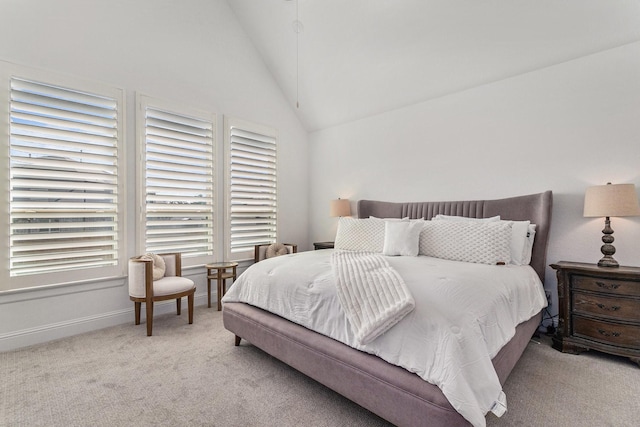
[
  {"left": 265, "top": 243, "right": 289, "bottom": 259},
  {"left": 140, "top": 253, "right": 166, "bottom": 280}
]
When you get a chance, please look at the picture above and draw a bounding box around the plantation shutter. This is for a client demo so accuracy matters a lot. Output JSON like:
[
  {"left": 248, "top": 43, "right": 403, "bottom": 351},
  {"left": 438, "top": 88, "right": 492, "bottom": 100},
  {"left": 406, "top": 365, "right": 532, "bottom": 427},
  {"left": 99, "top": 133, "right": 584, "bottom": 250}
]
[
  {"left": 225, "top": 117, "right": 277, "bottom": 261},
  {"left": 141, "top": 100, "right": 215, "bottom": 264},
  {"left": 9, "top": 77, "right": 121, "bottom": 278}
]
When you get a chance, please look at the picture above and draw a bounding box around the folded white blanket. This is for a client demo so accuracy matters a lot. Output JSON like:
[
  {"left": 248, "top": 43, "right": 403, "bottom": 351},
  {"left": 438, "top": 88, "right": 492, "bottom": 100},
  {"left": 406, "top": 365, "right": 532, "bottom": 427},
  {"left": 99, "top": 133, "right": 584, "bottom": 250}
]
[{"left": 331, "top": 250, "right": 415, "bottom": 345}]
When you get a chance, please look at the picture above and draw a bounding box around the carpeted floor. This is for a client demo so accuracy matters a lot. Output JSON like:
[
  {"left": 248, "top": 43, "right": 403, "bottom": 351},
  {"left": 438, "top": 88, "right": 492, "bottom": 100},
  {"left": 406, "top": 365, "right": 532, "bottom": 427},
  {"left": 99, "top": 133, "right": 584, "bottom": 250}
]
[{"left": 1, "top": 306, "right": 638, "bottom": 427}]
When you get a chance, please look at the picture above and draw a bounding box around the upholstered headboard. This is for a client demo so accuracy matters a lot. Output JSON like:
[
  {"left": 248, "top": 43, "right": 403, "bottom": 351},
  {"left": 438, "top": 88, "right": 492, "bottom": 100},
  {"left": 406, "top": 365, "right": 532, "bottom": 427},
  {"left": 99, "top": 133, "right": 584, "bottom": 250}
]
[{"left": 357, "top": 191, "right": 553, "bottom": 283}]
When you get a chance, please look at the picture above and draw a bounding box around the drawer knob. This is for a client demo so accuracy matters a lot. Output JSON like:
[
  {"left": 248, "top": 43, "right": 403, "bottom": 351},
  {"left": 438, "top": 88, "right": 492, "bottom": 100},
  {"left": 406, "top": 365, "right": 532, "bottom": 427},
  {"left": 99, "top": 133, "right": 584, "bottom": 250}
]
[
  {"left": 595, "top": 303, "right": 621, "bottom": 312},
  {"left": 595, "top": 281, "right": 620, "bottom": 290},
  {"left": 597, "top": 329, "right": 621, "bottom": 338}
]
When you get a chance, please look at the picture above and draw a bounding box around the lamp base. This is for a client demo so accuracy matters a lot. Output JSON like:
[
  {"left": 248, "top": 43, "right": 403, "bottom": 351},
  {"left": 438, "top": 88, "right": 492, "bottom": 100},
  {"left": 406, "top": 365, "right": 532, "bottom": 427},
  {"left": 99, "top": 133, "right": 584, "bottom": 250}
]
[
  {"left": 597, "top": 255, "right": 619, "bottom": 268},
  {"left": 597, "top": 217, "right": 619, "bottom": 267}
]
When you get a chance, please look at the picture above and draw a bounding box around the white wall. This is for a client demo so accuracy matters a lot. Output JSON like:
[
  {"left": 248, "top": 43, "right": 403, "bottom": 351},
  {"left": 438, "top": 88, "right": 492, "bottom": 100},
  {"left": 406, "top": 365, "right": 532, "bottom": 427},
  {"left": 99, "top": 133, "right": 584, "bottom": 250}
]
[
  {"left": 0, "top": 0, "right": 309, "bottom": 350},
  {"left": 309, "top": 41, "right": 640, "bottom": 325}
]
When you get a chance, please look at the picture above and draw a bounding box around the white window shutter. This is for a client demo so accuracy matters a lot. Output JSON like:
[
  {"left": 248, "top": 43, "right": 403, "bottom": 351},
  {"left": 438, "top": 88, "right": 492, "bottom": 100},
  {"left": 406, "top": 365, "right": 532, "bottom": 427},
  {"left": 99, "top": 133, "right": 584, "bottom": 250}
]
[
  {"left": 225, "top": 117, "right": 278, "bottom": 261},
  {"left": 138, "top": 96, "right": 215, "bottom": 266},
  {"left": 8, "top": 77, "right": 123, "bottom": 283}
]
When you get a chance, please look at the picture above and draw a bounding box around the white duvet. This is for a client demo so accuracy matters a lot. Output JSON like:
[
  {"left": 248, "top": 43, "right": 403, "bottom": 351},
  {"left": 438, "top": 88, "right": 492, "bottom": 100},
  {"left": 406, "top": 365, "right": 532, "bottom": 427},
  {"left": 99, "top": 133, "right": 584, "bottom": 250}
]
[{"left": 222, "top": 250, "right": 547, "bottom": 427}]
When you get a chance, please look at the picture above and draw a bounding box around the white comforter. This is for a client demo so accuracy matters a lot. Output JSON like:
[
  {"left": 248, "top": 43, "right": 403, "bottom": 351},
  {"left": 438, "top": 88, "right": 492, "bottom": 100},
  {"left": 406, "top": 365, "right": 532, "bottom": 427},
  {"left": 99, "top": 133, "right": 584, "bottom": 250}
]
[{"left": 222, "top": 250, "right": 547, "bottom": 427}]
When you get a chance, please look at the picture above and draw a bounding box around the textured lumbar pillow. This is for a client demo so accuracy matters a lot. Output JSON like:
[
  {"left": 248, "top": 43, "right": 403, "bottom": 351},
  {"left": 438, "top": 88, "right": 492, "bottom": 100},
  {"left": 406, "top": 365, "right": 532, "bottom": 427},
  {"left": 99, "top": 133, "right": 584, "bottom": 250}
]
[
  {"left": 418, "top": 220, "right": 512, "bottom": 265},
  {"left": 334, "top": 217, "right": 386, "bottom": 252}
]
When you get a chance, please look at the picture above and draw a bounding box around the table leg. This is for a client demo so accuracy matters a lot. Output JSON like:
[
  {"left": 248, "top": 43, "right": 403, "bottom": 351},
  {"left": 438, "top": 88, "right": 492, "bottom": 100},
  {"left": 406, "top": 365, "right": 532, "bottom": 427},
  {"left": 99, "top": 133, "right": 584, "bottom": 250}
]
[{"left": 217, "top": 275, "right": 223, "bottom": 311}]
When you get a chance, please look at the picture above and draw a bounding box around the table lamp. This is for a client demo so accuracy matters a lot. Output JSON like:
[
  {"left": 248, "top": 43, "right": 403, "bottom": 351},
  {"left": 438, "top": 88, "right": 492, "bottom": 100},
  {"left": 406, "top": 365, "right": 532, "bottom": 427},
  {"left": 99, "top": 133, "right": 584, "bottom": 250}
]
[
  {"left": 330, "top": 198, "right": 351, "bottom": 217},
  {"left": 583, "top": 182, "right": 640, "bottom": 267}
]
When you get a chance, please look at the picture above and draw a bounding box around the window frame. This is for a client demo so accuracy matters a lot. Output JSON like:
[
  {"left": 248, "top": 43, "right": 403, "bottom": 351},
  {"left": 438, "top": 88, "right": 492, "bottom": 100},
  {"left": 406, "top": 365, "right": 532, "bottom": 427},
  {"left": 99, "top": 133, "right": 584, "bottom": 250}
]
[{"left": 135, "top": 94, "right": 217, "bottom": 267}]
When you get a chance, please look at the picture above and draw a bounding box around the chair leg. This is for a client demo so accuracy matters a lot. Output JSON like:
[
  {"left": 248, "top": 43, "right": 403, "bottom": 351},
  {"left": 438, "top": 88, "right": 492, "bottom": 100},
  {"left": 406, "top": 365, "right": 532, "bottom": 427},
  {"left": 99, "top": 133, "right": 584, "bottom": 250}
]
[
  {"left": 188, "top": 293, "right": 194, "bottom": 324},
  {"left": 146, "top": 301, "right": 154, "bottom": 336},
  {"left": 235, "top": 335, "right": 241, "bottom": 346},
  {"left": 134, "top": 302, "right": 141, "bottom": 325},
  {"left": 176, "top": 297, "right": 182, "bottom": 315}
]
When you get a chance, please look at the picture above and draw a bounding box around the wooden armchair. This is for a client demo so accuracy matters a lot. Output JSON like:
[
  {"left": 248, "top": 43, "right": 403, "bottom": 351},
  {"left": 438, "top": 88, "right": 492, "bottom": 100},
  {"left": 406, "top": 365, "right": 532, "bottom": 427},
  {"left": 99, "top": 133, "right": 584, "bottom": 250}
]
[
  {"left": 128, "top": 253, "right": 195, "bottom": 336},
  {"left": 254, "top": 243, "right": 297, "bottom": 262}
]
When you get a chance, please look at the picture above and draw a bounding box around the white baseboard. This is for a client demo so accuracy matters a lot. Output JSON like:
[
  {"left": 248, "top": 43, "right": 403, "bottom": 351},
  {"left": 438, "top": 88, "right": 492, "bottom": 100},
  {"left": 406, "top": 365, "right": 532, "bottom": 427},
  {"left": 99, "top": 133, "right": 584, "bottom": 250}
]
[{"left": 0, "top": 293, "right": 209, "bottom": 352}]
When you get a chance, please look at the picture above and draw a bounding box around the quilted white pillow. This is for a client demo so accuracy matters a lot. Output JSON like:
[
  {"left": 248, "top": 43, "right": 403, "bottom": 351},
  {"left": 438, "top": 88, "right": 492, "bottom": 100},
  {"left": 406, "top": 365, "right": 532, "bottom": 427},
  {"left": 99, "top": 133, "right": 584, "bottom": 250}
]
[
  {"left": 418, "top": 220, "right": 512, "bottom": 265},
  {"left": 433, "top": 215, "right": 536, "bottom": 266},
  {"left": 335, "top": 217, "right": 386, "bottom": 252},
  {"left": 382, "top": 220, "right": 424, "bottom": 256}
]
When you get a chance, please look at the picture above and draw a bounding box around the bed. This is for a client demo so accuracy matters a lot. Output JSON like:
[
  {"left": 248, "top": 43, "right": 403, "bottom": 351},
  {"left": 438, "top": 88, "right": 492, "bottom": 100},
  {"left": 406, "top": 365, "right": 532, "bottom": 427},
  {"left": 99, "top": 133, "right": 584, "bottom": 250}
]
[{"left": 222, "top": 191, "right": 552, "bottom": 427}]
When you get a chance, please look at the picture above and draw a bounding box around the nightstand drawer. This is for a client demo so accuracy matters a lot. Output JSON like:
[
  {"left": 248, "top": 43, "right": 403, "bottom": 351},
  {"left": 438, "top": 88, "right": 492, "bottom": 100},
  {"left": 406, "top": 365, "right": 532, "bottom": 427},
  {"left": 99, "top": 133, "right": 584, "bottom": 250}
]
[
  {"left": 572, "top": 292, "right": 640, "bottom": 322},
  {"left": 573, "top": 315, "right": 640, "bottom": 349},
  {"left": 571, "top": 275, "right": 640, "bottom": 297}
]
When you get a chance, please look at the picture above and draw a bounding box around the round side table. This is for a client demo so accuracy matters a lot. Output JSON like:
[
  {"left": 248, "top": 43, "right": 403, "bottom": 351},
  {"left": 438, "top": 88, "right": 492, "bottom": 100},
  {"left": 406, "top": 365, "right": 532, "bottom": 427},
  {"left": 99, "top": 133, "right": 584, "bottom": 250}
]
[{"left": 205, "top": 262, "right": 238, "bottom": 311}]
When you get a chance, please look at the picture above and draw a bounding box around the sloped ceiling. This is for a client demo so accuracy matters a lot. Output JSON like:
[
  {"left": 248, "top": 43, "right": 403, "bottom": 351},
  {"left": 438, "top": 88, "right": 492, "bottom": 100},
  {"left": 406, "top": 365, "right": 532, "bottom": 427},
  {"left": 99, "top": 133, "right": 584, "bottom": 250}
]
[{"left": 226, "top": 0, "right": 640, "bottom": 132}]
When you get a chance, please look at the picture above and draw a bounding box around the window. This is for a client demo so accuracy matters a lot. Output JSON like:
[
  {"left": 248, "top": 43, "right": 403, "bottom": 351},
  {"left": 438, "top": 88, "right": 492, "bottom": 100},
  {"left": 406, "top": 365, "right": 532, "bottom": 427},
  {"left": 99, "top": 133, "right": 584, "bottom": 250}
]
[
  {"left": 137, "top": 95, "right": 215, "bottom": 267},
  {"left": 2, "top": 66, "right": 125, "bottom": 291},
  {"left": 224, "top": 117, "right": 278, "bottom": 261}
]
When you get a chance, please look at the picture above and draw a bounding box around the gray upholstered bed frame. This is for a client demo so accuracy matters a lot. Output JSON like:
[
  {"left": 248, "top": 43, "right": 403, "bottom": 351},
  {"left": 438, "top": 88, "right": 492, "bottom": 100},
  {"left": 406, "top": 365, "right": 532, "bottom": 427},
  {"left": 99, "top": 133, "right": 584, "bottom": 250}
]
[{"left": 223, "top": 191, "right": 553, "bottom": 426}]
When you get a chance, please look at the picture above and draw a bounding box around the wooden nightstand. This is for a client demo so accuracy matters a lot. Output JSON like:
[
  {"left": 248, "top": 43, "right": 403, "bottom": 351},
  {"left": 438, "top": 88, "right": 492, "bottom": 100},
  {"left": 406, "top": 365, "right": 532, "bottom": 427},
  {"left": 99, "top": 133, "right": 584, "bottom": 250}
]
[
  {"left": 551, "top": 261, "right": 640, "bottom": 366},
  {"left": 313, "top": 241, "right": 334, "bottom": 250}
]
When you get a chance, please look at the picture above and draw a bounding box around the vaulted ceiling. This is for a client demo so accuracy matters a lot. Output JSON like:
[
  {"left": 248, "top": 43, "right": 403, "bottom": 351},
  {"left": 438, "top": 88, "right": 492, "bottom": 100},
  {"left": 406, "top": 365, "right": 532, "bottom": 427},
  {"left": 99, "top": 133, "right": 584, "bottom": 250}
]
[{"left": 226, "top": 0, "right": 640, "bottom": 132}]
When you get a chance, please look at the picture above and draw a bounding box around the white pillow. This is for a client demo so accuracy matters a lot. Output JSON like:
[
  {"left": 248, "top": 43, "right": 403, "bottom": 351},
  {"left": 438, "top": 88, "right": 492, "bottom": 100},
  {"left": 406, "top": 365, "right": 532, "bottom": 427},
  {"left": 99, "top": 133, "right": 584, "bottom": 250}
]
[
  {"left": 433, "top": 215, "right": 536, "bottom": 266},
  {"left": 382, "top": 220, "right": 423, "bottom": 256},
  {"left": 501, "top": 220, "right": 534, "bottom": 265},
  {"left": 432, "top": 214, "right": 500, "bottom": 222},
  {"left": 140, "top": 253, "right": 166, "bottom": 280},
  {"left": 522, "top": 224, "right": 536, "bottom": 264},
  {"left": 418, "top": 220, "right": 512, "bottom": 265},
  {"left": 335, "top": 217, "right": 386, "bottom": 252}
]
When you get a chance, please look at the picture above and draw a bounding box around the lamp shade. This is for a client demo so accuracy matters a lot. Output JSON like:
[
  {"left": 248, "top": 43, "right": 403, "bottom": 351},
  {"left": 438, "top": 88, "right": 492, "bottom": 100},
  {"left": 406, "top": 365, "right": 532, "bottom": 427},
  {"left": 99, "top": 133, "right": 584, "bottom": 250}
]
[
  {"left": 330, "top": 199, "right": 351, "bottom": 217},
  {"left": 584, "top": 183, "right": 640, "bottom": 218}
]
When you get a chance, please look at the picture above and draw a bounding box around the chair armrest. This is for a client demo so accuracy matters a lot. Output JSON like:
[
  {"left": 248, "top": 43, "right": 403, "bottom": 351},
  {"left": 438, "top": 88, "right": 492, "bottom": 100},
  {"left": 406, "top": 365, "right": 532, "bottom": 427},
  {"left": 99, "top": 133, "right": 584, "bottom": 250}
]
[{"left": 128, "top": 258, "right": 153, "bottom": 298}]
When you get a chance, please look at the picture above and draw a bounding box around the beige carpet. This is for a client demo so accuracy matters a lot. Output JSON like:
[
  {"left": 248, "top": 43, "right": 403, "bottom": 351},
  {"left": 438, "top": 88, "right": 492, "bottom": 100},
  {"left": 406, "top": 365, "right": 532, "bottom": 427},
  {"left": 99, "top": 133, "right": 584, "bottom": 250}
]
[{"left": 1, "top": 306, "right": 638, "bottom": 427}]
